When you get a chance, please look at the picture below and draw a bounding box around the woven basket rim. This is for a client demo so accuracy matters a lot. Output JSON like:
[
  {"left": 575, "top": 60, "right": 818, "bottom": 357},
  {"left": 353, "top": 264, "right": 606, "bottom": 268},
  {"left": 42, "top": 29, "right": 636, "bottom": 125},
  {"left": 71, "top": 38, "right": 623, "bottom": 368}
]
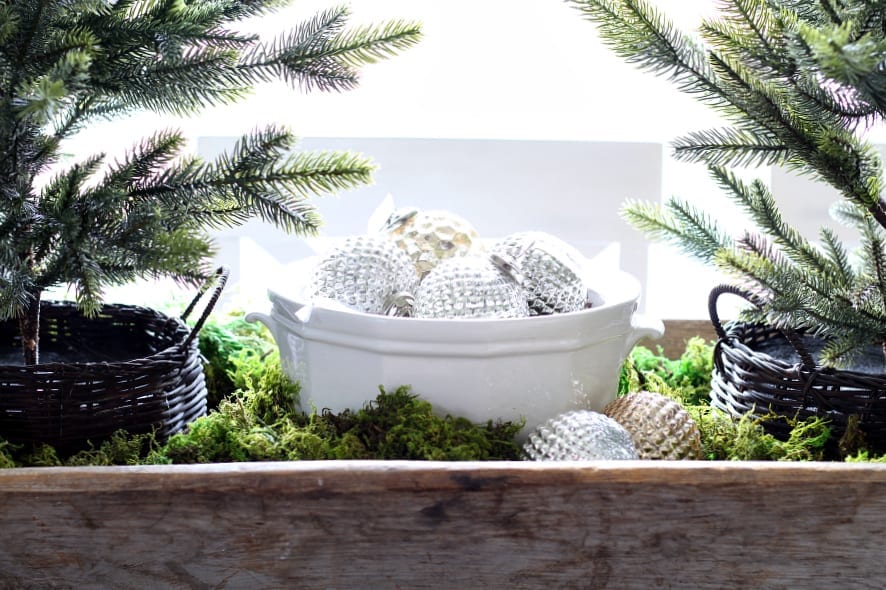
[
  {"left": 0, "top": 300, "right": 192, "bottom": 370},
  {"left": 721, "top": 320, "right": 886, "bottom": 381}
]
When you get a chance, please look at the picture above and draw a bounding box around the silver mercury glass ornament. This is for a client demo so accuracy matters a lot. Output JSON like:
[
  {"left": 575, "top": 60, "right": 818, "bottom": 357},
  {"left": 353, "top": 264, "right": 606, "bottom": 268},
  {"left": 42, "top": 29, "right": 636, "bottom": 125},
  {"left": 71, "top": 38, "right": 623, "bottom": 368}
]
[
  {"left": 382, "top": 207, "right": 481, "bottom": 278},
  {"left": 413, "top": 253, "right": 530, "bottom": 319},
  {"left": 523, "top": 410, "right": 639, "bottom": 461},
  {"left": 308, "top": 235, "right": 419, "bottom": 315},
  {"left": 491, "top": 231, "right": 587, "bottom": 315}
]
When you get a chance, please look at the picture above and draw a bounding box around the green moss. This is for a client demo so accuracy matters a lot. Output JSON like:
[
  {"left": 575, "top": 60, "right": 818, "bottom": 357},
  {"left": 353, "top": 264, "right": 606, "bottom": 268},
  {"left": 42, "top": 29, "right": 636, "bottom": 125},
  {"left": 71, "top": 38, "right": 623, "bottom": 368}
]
[
  {"left": 65, "top": 430, "right": 159, "bottom": 466},
  {"left": 17, "top": 443, "right": 63, "bottom": 467},
  {"left": 0, "top": 439, "right": 16, "bottom": 469},
  {"left": 198, "top": 315, "right": 276, "bottom": 409},
  {"left": 321, "top": 386, "right": 524, "bottom": 461},
  {"left": 683, "top": 406, "right": 830, "bottom": 461},
  {"left": 152, "top": 398, "right": 265, "bottom": 463},
  {"left": 845, "top": 450, "right": 886, "bottom": 463},
  {"left": 619, "top": 337, "right": 714, "bottom": 405},
  {"left": 237, "top": 355, "right": 301, "bottom": 424},
  {"left": 150, "top": 382, "right": 523, "bottom": 463}
]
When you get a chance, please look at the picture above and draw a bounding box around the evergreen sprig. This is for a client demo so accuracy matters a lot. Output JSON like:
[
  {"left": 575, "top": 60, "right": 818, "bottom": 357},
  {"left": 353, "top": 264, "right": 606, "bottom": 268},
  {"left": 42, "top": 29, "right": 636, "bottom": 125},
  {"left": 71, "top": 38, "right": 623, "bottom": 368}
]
[
  {"left": 0, "top": 0, "right": 421, "bottom": 363},
  {"left": 570, "top": 0, "right": 886, "bottom": 365}
]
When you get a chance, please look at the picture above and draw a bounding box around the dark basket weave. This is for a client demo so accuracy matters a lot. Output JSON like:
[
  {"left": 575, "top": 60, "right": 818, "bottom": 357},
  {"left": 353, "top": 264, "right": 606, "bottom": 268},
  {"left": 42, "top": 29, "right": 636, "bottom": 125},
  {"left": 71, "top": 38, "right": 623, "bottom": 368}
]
[
  {"left": 0, "top": 267, "right": 228, "bottom": 452},
  {"left": 709, "top": 284, "right": 886, "bottom": 449}
]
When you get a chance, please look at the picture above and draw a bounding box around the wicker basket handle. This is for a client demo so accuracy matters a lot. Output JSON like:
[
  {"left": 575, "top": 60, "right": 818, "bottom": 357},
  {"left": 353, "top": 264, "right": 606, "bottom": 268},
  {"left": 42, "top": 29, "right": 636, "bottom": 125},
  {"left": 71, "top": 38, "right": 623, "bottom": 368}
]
[
  {"left": 181, "top": 266, "right": 230, "bottom": 346},
  {"left": 708, "top": 284, "right": 816, "bottom": 370}
]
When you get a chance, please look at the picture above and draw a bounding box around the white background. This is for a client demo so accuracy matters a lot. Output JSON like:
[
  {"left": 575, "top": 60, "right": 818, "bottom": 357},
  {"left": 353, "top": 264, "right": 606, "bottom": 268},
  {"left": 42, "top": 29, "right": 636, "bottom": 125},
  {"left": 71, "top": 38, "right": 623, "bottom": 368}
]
[{"left": 57, "top": 1, "right": 884, "bottom": 320}]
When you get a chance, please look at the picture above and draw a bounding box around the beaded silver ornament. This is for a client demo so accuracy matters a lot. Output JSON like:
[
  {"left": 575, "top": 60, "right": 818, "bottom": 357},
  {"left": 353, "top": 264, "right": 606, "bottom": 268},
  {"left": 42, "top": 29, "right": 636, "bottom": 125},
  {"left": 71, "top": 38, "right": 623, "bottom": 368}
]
[
  {"left": 523, "top": 410, "right": 639, "bottom": 461},
  {"left": 413, "top": 254, "right": 529, "bottom": 319},
  {"left": 491, "top": 231, "right": 587, "bottom": 315},
  {"left": 308, "top": 235, "right": 419, "bottom": 315},
  {"left": 383, "top": 208, "right": 481, "bottom": 277}
]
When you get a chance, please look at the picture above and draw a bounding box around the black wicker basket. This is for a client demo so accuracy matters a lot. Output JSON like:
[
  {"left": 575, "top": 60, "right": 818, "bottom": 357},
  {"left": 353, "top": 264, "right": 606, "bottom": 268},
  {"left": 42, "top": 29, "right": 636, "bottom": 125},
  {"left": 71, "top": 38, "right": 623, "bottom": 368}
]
[
  {"left": 0, "top": 267, "right": 228, "bottom": 452},
  {"left": 709, "top": 284, "right": 886, "bottom": 448}
]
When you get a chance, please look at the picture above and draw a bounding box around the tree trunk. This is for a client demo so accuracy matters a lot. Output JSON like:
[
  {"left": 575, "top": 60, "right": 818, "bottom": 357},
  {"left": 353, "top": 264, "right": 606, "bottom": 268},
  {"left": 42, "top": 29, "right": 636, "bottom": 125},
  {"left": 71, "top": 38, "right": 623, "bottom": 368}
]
[{"left": 18, "top": 292, "right": 40, "bottom": 365}]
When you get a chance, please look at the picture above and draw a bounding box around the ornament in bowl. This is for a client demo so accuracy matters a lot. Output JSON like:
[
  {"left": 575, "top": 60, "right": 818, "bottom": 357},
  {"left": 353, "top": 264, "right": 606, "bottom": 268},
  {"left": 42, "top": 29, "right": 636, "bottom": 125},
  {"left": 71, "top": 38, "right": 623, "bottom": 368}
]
[
  {"left": 247, "top": 207, "right": 663, "bottom": 441},
  {"left": 382, "top": 207, "right": 482, "bottom": 278}
]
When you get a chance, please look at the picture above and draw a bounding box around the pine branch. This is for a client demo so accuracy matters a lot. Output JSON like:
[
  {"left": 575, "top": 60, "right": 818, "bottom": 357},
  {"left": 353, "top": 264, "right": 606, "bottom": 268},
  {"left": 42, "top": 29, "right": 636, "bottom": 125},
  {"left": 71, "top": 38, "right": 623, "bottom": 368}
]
[
  {"left": 99, "top": 46, "right": 250, "bottom": 116},
  {"left": 69, "top": 246, "right": 103, "bottom": 316},
  {"left": 858, "top": 215, "right": 886, "bottom": 310},
  {"left": 830, "top": 200, "right": 868, "bottom": 228},
  {"left": 0, "top": 1, "right": 422, "bottom": 358},
  {"left": 799, "top": 20, "right": 886, "bottom": 116},
  {"left": 819, "top": 227, "right": 855, "bottom": 288},
  {"left": 0, "top": 269, "right": 35, "bottom": 321},
  {"left": 819, "top": 333, "right": 866, "bottom": 367},
  {"left": 242, "top": 7, "right": 421, "bottom": 92},
  {"left": 700, "top": 0, "right": 786, "bottom": 79},
  {"left": 715, "top": 246, "right": 872, "bottom": 333},
  {"left": 707, "top": 165, "right": 836, "bottom": 278},
  {"left": 672, "top": 127, "right": 789, "bottom": 167},
  {"left": 621, "top": 197, "right": 731, "bottom": 264},
  {"left": 116, "top": 127, "right": 374, "bottom": 235},
  {"left": 568, "top": 0, "right": 728, "bottom": 109}
]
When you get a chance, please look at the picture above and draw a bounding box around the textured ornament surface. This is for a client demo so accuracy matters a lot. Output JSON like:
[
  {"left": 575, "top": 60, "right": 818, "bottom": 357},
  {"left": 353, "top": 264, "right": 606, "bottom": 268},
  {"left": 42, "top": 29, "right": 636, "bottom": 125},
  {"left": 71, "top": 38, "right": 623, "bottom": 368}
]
[
  {"left": 604, "top": 391, "right": 703, "bottom": 460},
  {"left": 308, "top": 235, "right": 419, "bottom": 315},
  {"left": 491, "top": 231, "right": 587, "bottom": 315},
  {"left": 385, "top": 209, "right": 481, "bottom": 277},
  {"left": 414, "top": 255, "right": 529, "bottom": 319},
  {"left": 523, "top": 410, "right": 639, "bottom": 461}
]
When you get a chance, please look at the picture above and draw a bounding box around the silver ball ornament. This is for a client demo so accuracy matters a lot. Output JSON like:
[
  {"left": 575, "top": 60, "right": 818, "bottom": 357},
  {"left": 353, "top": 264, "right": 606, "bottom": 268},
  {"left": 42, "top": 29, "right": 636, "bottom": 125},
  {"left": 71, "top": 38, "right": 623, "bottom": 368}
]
[
  {"left": 383, "top": 208, "right": 481, "bottom": 277},
  {"left": 492, "top": 231, "right": 587, "bottom": 315},
  {"left": 414, "top": 254, "right": 529, "bottom": 319},
  {"left": 523, "top": 410, "right": 639, "bottom": 461},
  {"left": 308, "top": 235, "right": 419, "bottom": 315}
]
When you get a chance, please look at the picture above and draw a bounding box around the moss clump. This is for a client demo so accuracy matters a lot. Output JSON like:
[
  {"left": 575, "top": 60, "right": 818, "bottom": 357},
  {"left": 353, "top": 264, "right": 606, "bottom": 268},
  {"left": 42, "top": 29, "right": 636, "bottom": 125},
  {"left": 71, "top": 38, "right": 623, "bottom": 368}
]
[
  {"left": 65, "top": 430, "right": 160, "bottom": 466},
  {"left": 845, "top": 450, "right": 886, "bottom": 463},
  {"left": 684, "top": 406, "right": 830, "bottom": 461},
  {"left": 198, "top": 316, "right": 276, "bottom": 409},
  {"left": 153, "top": 382, "right": 524, "bottom": 464},
  {"left": 0, "top": 439, "right": 17, "bottom": 469},
  {"left": 321, "top": 386, "right": 525, "bottom": 461},
  {"left": 619, "top": 337, "right": 714, "bottom": 406}
]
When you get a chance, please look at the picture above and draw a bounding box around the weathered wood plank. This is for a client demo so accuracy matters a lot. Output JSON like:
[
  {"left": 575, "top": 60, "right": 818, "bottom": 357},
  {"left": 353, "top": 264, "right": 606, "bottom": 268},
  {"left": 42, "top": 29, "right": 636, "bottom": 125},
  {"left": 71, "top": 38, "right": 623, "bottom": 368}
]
[
  {"left": 640, "top": 319, "right": 718, "bottom": 357},
  {"left": 0, "top": 461, "right": 884, "bottom": 589}
]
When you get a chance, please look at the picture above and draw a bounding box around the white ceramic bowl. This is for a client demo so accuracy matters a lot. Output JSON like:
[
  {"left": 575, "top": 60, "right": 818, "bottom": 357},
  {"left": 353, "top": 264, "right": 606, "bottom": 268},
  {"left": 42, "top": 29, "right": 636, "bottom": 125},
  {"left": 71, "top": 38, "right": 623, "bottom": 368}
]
[{"left": 246, "top": 267, "right": 663, "bottom": 440}]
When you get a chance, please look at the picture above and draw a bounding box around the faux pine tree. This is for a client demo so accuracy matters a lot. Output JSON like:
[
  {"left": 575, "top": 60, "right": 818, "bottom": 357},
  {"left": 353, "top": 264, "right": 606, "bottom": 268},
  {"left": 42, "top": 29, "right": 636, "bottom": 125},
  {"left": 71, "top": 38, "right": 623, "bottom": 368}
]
[
  {"left": 569, "top": 0, "right": 886, "bottom": 365},
  {"left": 0, "top": 1, "right": 420, "bottom": 364}
]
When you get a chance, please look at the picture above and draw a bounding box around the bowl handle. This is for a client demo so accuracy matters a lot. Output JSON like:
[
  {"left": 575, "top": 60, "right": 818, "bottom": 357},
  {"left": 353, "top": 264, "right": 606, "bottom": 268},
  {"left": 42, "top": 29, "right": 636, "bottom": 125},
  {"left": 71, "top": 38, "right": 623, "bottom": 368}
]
[
  {"left": 624, "top": 312, "right": 665, "bottom": 356},
  {"left": 245, "top": 311, "right": 279, "bottom": 342}
]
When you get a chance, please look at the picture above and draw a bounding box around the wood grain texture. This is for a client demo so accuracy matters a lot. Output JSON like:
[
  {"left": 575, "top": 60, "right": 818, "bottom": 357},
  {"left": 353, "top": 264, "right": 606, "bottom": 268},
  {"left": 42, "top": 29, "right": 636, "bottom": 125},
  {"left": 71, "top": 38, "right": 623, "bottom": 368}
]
[
  {"left": 1, "top": 460, "right": 885, "bottom": 589},
  {"left": 639, "top": 319, "right": 718, "bottom": 357}
]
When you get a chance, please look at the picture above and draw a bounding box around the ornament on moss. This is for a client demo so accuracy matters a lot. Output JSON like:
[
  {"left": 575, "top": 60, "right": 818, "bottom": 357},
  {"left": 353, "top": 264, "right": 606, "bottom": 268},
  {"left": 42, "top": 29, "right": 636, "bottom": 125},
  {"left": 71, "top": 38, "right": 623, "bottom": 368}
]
[
  {"left": 413, "top": 254, "right": 529, "bottom": 319},
  {"left": 308, "top": 235, "right": 419, "bottom": 315},
  {"left": 523, "top": 410, "right": 639, "bottom": 461},
  {"left": 382, "top": 208, "right": 481, "bottom": 277},
  {"left": 604, "top": 391, "right": 703, "bottom": 460},
  {"left": 491, "top": 231, "right": 587, "bottom": 315}
]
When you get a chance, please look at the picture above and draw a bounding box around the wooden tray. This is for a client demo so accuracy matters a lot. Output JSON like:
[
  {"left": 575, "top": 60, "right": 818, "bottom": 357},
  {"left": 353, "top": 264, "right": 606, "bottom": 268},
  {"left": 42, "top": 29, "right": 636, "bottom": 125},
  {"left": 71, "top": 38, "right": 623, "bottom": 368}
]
[{"left": 1, "top": 460, "right": 884, "bottom": 588}]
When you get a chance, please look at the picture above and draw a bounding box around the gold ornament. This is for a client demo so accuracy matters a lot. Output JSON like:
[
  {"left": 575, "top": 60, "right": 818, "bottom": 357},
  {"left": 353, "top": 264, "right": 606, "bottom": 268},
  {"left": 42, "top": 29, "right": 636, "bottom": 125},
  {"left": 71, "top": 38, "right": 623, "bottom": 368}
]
[
  {"left": 604, "top": 391, "right": 703, "bottom": 460},
  {"left": 383, "top": 208, "right": 481, "bottom": 277}
]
